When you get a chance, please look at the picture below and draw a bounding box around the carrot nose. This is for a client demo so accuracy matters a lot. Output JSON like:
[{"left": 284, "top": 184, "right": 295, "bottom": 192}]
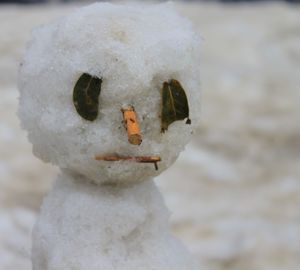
[{"left": 121, "top": 105, "right": 142, "bottom": 145}]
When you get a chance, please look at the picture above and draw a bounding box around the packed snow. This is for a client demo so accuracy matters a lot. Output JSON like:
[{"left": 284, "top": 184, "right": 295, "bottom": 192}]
[
  {"left": 1, "top": 2, "right": 300, "bottom": 270},
  {"left": 17, "top": 3, "right": 202, "bottom": 270},
  {"left": 18, "top": 2, "right": 201, "bottom": 185},
  {"left": 32, "top": 175, "right": 199, "bottom": 270}
]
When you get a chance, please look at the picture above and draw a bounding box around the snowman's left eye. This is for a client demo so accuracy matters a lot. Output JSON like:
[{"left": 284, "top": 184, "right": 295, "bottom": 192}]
[
  {"left": 160, "top": 79, "right": 191, "bottom": 133},
  {"left": 73, "top": 73, "right": 102, "bottom": 121}
]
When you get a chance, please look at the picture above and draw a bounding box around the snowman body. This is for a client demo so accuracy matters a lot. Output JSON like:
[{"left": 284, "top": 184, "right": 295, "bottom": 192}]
[
  {"left": 32, "top": 173, "right": 199, "bottom": 270},
  {"left": 18, "top": 3, "right": 201, "bottom": 270}
]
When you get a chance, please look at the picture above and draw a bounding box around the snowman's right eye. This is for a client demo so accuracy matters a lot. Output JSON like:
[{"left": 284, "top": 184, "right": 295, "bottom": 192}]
[{"left": 73, "top": 73, "right": 102, "bottom": 121}]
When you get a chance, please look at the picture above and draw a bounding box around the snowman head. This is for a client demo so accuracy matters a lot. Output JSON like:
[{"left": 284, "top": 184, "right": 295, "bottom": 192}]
[{"left": 18, "top": 3, "right": 201, "bottom": 185}]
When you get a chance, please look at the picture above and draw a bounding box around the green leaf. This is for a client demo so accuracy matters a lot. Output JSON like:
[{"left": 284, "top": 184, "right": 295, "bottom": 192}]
[
  {"left": 161, "top": 79, "right": 191, "bottom": 132},
  {"left": 73, "top": 73, "right": 102, "bottom": 121}
]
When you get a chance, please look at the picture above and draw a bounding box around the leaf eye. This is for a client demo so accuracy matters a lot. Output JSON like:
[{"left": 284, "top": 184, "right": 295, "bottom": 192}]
[
  {"left": 161, "top": 79, "right": 191, "bottom": 133},
  {"left": 73, "top": 73, "right": 102, "bottom": 121}
]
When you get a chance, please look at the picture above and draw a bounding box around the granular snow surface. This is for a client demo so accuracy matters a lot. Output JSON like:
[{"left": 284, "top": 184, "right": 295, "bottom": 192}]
[{"left": 1, "top": 2, "right": 300, "bottom": 270}]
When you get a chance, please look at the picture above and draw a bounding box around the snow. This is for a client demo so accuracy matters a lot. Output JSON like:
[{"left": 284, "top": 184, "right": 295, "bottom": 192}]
[
  {"left": 32, "top": 174, "right": 199, "bottom": 270},
  {"left": 1, "top": 2, "right": 300, "bottom": 270},
  {"left": 17, "top": 3, "right": 202, "bottom": 270},
  {"left": 18, "top": 2, "right": 202, "bottom": 185}
]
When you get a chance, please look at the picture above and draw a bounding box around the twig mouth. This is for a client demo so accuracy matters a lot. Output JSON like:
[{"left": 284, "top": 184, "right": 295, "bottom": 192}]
[{"left": 95, "top": 155, "right": 161, "bottom": 170}]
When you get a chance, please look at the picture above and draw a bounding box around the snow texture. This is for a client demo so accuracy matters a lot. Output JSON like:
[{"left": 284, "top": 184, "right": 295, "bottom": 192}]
[
  {"left": 17, "top": 3, "right": 201, "bottom": 270},
  {"left": 2, "top": 3, "right": 300, "bottom": 270},
  {"left": 32, "top": 174, "right": 199, "bottom": 270},
  {"left": 18, "top": 2, "right": 202, "bottom": 185}
]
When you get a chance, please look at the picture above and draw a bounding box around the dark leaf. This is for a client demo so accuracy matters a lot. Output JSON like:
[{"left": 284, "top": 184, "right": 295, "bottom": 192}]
[
  {"left": 161, "top": 79, "right": 191, "bottom": 132},
  {"left": 73, "top": 73, "right": 102, "bottom": 121}
]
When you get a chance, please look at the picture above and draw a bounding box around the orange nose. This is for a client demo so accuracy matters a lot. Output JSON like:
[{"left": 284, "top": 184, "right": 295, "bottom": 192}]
[{"left": 121, "top": 105, "right": 142, "bottom": 145}]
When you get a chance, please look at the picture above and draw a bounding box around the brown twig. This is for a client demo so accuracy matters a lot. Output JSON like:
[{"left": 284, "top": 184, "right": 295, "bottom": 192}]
[{"left": 95, "top": 155, "right": 161, "bottom": 170}]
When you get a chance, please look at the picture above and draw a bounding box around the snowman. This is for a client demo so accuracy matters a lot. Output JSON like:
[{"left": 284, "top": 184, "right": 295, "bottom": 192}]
[{"left": 18, "top": 3, "right": 201, "bottom": 270}]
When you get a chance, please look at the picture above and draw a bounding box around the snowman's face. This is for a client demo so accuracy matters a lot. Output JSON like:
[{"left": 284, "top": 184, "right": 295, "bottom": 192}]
[{"left": 18, "top": 3, "right": 201, "bottom": 184}]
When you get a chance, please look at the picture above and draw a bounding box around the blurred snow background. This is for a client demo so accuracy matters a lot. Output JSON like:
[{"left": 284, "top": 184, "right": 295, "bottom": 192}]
[{"left": 0, "top": 2, "right": 300, "bottom": 270}]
